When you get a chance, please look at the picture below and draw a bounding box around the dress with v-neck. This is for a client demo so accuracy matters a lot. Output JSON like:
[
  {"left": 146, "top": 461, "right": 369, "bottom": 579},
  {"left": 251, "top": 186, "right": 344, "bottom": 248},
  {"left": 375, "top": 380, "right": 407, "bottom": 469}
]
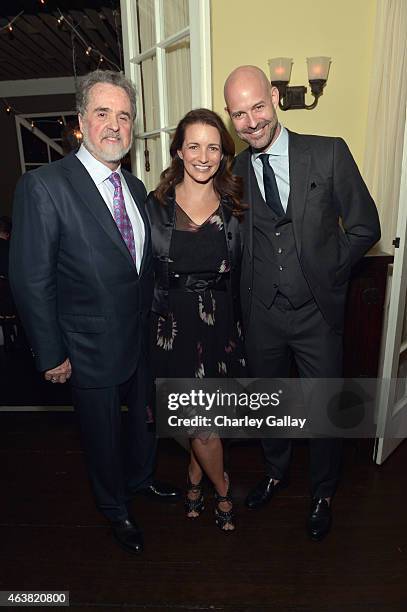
[{"left": 151, "top": 203, "right": 246, "bottom": 378}]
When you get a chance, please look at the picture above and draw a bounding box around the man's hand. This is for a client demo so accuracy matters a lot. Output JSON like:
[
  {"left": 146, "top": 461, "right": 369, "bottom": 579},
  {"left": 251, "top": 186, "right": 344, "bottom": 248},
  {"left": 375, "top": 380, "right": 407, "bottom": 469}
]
[{"left": 44, "top": 358, "right": 72, "bottom": 384}]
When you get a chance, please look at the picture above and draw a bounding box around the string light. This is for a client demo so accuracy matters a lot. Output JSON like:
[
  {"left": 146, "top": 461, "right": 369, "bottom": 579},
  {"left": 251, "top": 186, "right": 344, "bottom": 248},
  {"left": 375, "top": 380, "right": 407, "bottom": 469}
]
[
  {"left": 0, "top": 11, "right": 24, "bottom": 34},
  {"left": 55, "top": 8, "right": 121, "bottom": 71},
  {"left": 2, "top": 99, "right": 21, "bottom": 116},
  {"left": 2, "top": 7, "right": 118, "bottom": 73},
  {"left": 2, "top": 7, "right": 120, "bottom": 74},
  {"left": 3, "top": 98, "right": 72, "bottom": 125}
]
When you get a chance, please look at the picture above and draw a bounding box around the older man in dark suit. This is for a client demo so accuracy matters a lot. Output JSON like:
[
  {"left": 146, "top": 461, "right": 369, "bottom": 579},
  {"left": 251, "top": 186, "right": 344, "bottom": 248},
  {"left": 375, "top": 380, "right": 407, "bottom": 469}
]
[
  {"left": 224, "top": 65, "right": 380, "bottom": 540},
  {"left": 10, "top": 70, "right": 179, "bottom": 554}
]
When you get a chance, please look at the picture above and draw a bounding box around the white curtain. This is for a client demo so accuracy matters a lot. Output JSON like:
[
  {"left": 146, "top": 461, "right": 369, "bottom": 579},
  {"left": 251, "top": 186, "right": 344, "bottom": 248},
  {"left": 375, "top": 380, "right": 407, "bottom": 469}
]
[
  {"left": 164, "top": 0, "right": 191, "bottom": 126},
  {"left": 134, "top": 0, "right": 191, "bottom": 188},
  {"left": 137, "top": 0, "right": 155, "bottom": 51},
  {"left": 163, "top": 0, "right": 189, "bottom": 38},
  {"left": 363, "top": 0, "right": 407, "bottom": 252},
  {"left": 166, "top": 40, "right": 192, "bottom": 126}
]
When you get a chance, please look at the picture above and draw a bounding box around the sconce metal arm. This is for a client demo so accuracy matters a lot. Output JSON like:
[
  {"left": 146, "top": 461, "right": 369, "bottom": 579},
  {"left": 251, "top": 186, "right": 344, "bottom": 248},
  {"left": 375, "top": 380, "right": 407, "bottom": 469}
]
[{"left": 272, "top": 79, "right": 327, "bottom": 111}]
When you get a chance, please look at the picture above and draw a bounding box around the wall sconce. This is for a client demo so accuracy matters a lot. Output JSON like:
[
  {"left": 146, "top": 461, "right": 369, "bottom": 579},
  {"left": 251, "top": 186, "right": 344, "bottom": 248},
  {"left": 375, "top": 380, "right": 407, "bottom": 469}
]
[{"left": 268, "top": 57, "right": 331, "bottom": 110}]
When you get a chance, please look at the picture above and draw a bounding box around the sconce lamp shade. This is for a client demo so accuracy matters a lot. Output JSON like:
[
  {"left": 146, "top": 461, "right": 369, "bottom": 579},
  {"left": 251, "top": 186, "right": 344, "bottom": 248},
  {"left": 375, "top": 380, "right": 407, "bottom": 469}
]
[
  {"left": 268, "top": 57, "right": 293, "bottom": 83},
  {"left": 306, "top": 57, "right": 331, "bottom": 81},
  {"left": 268, "top": 56, "right": 331, "bottom": 110}
]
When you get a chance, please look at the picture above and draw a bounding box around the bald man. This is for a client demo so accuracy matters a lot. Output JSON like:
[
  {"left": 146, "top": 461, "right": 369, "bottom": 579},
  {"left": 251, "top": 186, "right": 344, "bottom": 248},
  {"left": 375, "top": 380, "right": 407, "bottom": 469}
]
[{"left": 224, "top": 66, "right": 380, "bottom": 540}]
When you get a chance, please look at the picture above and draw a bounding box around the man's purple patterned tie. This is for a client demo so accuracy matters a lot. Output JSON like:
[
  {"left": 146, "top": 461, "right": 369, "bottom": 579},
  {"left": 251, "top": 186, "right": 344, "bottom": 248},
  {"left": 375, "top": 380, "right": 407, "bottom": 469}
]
[{"left": 108, "top": 172, "right": 137, "bottom": 265}]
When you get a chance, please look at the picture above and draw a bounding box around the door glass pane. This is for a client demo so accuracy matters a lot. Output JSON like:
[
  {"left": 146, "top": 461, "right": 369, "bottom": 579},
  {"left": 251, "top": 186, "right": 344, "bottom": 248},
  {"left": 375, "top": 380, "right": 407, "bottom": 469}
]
[
  {"left": 402, "top": 303, "right": 407, "bottom": 344},
  {"left": 31, "top": 117, "right": 64, "bottom": 139},
  {"left": 138, "top": 135, "right": 162, "bottom": 193},
  {"left": 22, "top": 127, "right": 48, "bottom": 163},
  {"left": 140, "top": 56, "right": 159, "bottom": 132},
  {"left": 163, "top": 0, "right": 189, "bottom": 38},
  {"left": 50, "top": 148, "right": 64, "bottom": 162},
  {"left": 166, "top": 39, "right": 191, "bottom": 126},
  {"left": 395, "top": 352, "right": 407, "bottom": 405},
  {"left": 136, "top": 0, "right": 155, "bottom": 51},
  {"left": 27, "top": 115, "right": 75, "bottom": 139}
]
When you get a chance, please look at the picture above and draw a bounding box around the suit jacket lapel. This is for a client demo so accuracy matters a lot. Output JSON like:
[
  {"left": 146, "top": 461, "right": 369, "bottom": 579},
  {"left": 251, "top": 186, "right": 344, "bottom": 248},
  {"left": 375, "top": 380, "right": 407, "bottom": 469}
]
[
  {"left": 62, "top": 154, "right": 137, "bottom": 271},
  {"left": 238, "top": 148, "right": 265, "bottom": 259},
  {"left": 287, "top": 131, "right": 311, "bottom": 257}
]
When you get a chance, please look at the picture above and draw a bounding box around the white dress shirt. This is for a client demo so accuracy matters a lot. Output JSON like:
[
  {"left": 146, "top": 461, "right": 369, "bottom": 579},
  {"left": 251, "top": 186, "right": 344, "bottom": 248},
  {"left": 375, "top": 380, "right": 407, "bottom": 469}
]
[
  {"left": 251, "top": 125, "right": 290, "bottom": 212},
  {"left": 76, "top": 144, "right": 145, "bottom": 273}
]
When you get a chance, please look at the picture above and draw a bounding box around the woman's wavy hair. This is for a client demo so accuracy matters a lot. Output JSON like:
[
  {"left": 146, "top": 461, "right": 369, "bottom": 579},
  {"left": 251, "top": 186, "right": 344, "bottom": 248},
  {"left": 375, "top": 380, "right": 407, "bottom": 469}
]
[{"left": 154, "top": 108, "right": 245, "bottom": 217}]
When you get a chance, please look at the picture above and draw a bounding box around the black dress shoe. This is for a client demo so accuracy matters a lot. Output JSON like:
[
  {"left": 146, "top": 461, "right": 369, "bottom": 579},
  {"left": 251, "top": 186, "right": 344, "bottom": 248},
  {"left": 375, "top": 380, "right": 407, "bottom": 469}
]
[
  {"left": 306, "top": 498, "right": 332, "bottom": 541},
  {"left": 111, "top": 518, "right": 143, "bottom": 554},
  {"left": 137, "top": 480, "right": 181, "bottom": 502},
  {"left": 245, "top": 475, "right": 288, "bottom": 509}
]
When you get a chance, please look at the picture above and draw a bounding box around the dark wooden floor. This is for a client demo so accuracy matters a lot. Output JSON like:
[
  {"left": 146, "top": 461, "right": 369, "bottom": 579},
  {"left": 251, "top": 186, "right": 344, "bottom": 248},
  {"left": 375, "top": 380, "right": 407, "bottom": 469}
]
[{"left": 1, "top": 347, "right": 406, "bottom": 612}]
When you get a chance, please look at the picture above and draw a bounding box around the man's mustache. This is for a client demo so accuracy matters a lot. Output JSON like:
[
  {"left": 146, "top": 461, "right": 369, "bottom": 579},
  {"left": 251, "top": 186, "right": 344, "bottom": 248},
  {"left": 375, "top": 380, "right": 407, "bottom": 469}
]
[
  {"left": 102, "top": 132, "right": 121, "bottom": 140},
  {"left": 242, "top": 120, "right": 270, "bottom": 134}
]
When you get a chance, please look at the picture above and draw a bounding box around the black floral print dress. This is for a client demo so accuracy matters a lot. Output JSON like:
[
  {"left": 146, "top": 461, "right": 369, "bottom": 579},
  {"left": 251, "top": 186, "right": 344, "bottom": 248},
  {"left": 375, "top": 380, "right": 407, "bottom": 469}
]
[{"left": 151, "top": 203, "right": 246, "bottom": 379}]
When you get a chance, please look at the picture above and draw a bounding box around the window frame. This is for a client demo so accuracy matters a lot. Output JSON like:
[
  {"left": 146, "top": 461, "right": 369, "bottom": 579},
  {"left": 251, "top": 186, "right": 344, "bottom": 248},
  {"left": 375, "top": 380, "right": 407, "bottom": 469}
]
[
  {"left": 15, "top": 111, "right": 76, "bottom": 174},
  {"left": 120, "top": 0, "right": 212, "bottom": 188}
]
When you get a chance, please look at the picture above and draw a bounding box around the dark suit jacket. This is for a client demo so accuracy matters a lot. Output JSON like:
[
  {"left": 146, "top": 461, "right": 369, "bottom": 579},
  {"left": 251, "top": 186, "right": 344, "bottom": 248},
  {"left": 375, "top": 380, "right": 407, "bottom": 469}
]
[
  {"left": 233, "top": 131, "right": 381, "bottom": 332},
  {"left": 9, "top": 152, "right": 153, "bottom": 388}
]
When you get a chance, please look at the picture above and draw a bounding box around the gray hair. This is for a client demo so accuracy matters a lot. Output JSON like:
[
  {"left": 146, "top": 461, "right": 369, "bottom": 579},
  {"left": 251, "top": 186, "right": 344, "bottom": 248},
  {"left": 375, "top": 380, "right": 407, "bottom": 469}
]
[{"left": 76, "top": 70, "right": 137, "bottom": 120}]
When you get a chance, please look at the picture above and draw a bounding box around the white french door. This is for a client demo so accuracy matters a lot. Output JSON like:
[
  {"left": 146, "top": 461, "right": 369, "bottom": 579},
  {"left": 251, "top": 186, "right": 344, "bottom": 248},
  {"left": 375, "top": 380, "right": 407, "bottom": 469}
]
[
  {"left": 120, "top": 0, "right": 211, "bottom": 192},
  {"left": 375, "top": 106, "right": 407, "bottom": 464}
]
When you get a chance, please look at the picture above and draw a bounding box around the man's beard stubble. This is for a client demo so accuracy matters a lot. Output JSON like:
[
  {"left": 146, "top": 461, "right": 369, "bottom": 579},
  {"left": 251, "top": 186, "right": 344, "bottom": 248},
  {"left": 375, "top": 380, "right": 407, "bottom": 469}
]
[{"left": 246, "top": 119, "right": 279, "bottom": 153}]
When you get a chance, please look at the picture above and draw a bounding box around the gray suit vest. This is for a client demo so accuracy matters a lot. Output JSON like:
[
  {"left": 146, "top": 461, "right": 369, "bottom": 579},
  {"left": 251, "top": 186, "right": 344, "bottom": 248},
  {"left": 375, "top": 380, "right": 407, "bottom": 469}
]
[{"left": 252, "top": 198, "right": 312, "bottom": 308}]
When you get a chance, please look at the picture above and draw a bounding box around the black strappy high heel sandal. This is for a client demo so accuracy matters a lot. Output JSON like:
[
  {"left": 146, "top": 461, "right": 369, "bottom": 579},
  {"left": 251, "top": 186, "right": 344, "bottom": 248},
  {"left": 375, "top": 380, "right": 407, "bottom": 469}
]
[
  {"left": 185, "top": 474, "right": 204, "bottom": 518},
  {"left": 214, "top": 474, "right": 235, "bottom": 532}
]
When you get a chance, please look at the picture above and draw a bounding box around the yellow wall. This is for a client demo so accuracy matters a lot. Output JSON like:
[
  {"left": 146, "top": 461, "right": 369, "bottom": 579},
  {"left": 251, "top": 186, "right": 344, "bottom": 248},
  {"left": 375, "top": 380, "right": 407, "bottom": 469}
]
[{"left": 211, "top": 0, "right": 376, "bottom": 168}]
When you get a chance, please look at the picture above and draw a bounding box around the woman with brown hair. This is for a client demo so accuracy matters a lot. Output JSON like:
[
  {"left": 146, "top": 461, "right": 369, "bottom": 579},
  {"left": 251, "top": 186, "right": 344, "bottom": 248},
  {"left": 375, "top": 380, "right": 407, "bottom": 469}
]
[{"left": 146, "top": 108, "right": 246, "bottom": 533}]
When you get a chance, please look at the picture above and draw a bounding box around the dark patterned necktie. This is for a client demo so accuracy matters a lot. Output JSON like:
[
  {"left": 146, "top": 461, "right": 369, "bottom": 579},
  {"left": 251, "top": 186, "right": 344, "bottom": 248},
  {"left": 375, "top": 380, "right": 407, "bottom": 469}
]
[
  {"left": 108, "top": 172, "right": 137, "bottom": 264},
  {"left": 259, "top": 154, "right": 285, "bottom": 217}
]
